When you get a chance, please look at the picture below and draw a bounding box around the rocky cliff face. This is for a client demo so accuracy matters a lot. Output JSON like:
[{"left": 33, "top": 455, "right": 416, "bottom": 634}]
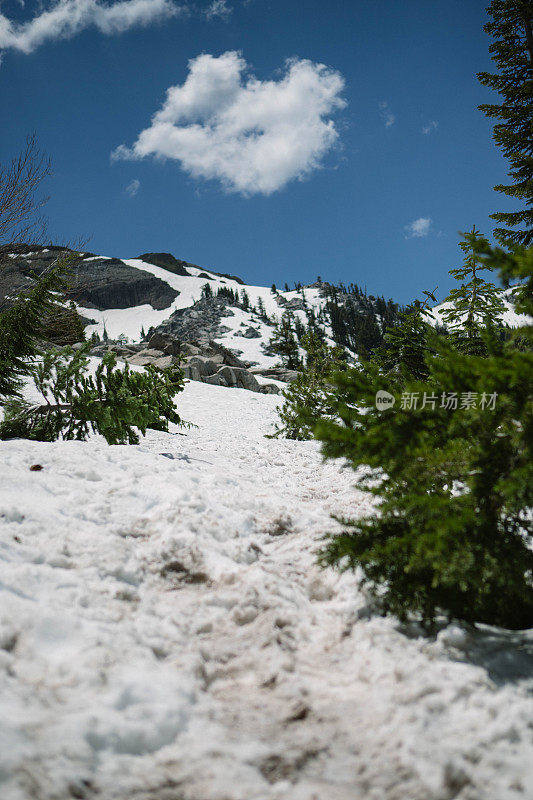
[{"left": 0, "top": 245, "right": 179, "bottom": 311}]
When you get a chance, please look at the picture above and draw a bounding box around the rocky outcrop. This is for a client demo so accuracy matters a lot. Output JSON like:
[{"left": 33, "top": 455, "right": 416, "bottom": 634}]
[
  {"left": 88, "top": 336, "right": 281, "bottom": 394},
  {"left": 151, "top": 296, "right": 235, "bottom": 343},
  {"left": 0, "top": 245, "right": 179, "bottom": 311},
  {"left": 235, "top": 325, "right": 261, "bottom": 338},
  {"left": 137, "top": 253, "right": 192, "bottom": 277},
  {"left": 250, "top": 367, "right": 298, "bottom": 383},
  {"left": 68, "top": 258, "right": 179, "bottom": 310},
  {"left": 275, "top": 295, "right": 307, "bottom": 312}
]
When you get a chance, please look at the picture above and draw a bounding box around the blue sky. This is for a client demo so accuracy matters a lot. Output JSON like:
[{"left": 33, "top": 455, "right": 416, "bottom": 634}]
[{"left": 0, "top": 0, "right": 511, "bottom": 303}]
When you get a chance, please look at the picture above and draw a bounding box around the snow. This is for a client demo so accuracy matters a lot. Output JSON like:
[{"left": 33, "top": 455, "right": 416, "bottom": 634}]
[
  {"left": 1, "top": 379, "right": 532, "bottom": 800},
  {"left": 79, "top": 258, "right": 333, "bottom": 365}
]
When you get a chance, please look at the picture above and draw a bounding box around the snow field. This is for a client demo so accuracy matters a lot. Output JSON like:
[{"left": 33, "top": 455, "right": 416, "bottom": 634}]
[
  {"left": 79, "top": 257, "right": 328, "bottom": 366},
  {"left": 0, "top": 379, "right": 532, "bottom": 799}
]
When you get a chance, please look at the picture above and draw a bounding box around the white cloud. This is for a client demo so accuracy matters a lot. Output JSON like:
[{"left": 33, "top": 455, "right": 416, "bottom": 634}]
[
  {"left": 125, "top": 178, "right": 140, "bottom": 197},
  {"left": 422, "top": 120, "right": 438, "bottom": 135},
  {"left": 205, "top": 0, "right": 231, "bottom": 20},
  {"left": 379, "top": 100, "right": 395, "bottom": 128},
  {"left": 404, "top": 217, "right": 432, "bottom": 239},
  {"left": 112, "top": 51, "right": 346, "bottom": 196},
  {"left": 0, "top": 0, "right": 185, "bottom": 55}
]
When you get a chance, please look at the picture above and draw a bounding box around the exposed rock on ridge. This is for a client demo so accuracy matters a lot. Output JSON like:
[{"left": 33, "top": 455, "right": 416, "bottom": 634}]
[
  {"left": 0, "top": 245, "right": 179, "bottom": 311},
  {"left": 151, "top": 295, "right": 235, "bottom": 343}
]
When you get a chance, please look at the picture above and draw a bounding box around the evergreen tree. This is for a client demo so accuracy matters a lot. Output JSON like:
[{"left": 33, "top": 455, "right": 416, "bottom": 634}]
[
  {"left": 0, "top": 260, "right": 66, "bottom": 399},
  {"left": 269, "top": 312, "right": 301, "bottom": 369},
  {"left": 270, "top": 333, "right": 346, "bottom": 440},
  {"left": 271, "top": 283, "right": 277, "bottom": 294},
  {"left": 374, "top": 290, "right": 436, "bottom": 381},
  {"left": 201, "top": 282, "right": 213, "bottom": 299},
  {"left": 240, "top": 289, "right": 250, "bottom": 310},
  {"left": 39, "top": 299, "right": 86, "bottom": 346},
  {"left": 293, "top": 315, "right": 306, "bottom": 341},
  {"left": 0, "top": 344, "right": 187, "bottom": 445},
  {"left": 478, "top": 0, "right": 533, "bottom": 245},
  {"left": 315, "top": 239, "right": 533, "bottom": 629},
  {"left": 0, "top": 259, "right": 187, "bottom": 446},
  {"left": 441, "top": 227, "right": 506, "bottom": 355},
  {"left": 256, "top": 296, "right": 267, "bottom": 319}
]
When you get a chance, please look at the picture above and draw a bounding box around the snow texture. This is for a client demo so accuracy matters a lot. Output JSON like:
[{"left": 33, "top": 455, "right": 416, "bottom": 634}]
[{"left": 1, "top": 379, "right": 532, "bottom": 799}]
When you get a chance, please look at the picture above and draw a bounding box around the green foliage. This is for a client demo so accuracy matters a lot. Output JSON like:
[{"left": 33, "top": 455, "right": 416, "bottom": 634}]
[
  {"left": 441, "top": 228, "right": 506, "bottom": 354},
  {"left": 39, "top": 299, "right": 86, "bottom": 346},
  {"left": 374, "top": 290, "right": 436, "bottom": 381},
  {"left": 322, "top": 282, "right": 401, "bottom": 356},
  {"left": 478, "top": 0, "right": 533, "bottom": 245},
  {"left": 316, "top": 241, "right": 533, "bottom": 630},
  {"left": 269, "top": 311, "right": 301, "bottom": 369},
  {"left": 270, "top": 333, "right": 346, "bottom": 440},
  {"left": 0, "top": 343, "right": 186, "bottom": 445},
  {"left": 256, "top": 296, "right": 267, "bottom": 319},
  {"left": 0, "top": 261, "right": 67, "bottom": 399}
]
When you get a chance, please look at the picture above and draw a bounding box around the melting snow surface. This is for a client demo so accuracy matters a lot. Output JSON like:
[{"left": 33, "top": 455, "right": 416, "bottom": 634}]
[{"left": 1, "top": 380, "right": 532, "bottom": 799}]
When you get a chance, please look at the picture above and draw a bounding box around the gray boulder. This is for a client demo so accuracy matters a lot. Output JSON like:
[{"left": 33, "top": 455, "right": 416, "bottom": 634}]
[
  {"left": 127, "top": 355, "right": 159, "bottom": 367},
  {"left": 250, "top": 367, "right": 299, "bottom": 383},
  {"left": 152, "top": 355, "right": 175, "bottom": 369},
  {"left": 183, "top": 364, "right": 203, "bottom": 381},
  {"left": 203, "top": 373, "right": 228, "bottom": 387},
  {"left": 235, "top": 326, "right": 261, "bottom": 339},
  {"left": 151, "top": 296, "right": 234, "bottom": 343},
  {"left": 185, "top": 357, "right": 214, "bottom": 377},
  {"left": 216, "top": 366, "right": 261, "bottom": 392},
  {"left": 148, "top": 332, "right": 183, "bottom": 356},
  {"left": 259, "top": 383, "right": 281, "bottom": 395}
]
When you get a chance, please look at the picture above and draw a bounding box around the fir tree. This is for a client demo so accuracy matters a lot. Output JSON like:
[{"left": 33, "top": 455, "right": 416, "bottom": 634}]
[
  {"left": 269, "top": 312, "right": 301, "bottom": 369},
  {"left": 374, "top": 290, "right": 436, "bottom": 381},
  {"left": 441, "top": 227, "right": 506, "bottom": 355},
  {"left": 240, "top": 289, "right": 250, "bottom": 310},
  {"left": 270, "top": 333, "right": 346, "bottom": 440},
  {"left": 293, "top": 315, "right": 306, "bottom": 341},
  {"left": 478, "top": 0, "right": 533, "bottom": 245},
  {"left": 39, "top": 299, "right": 86, "bottom": 346},
  {"left": 201, "top": 282, "right": 213, "bottom": 299},
  {"left": 0, "top": 343, "right": 187, "bottom": 445},
  {"left": 0, "top": 260, "right": 66, "bottom": 399},
  {"left": 256, "top": 296, "right": 267, "bottom": 319},
  {"left": 315, "top": 239, "right": 533, "bottom": 629}
]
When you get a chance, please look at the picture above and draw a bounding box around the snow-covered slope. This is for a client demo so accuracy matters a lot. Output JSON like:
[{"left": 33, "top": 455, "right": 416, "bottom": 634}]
[
  {"left": 79, "top": 257, "right": 327, "bottom": 368},
  {"left": 77, "top": 255, "right": 531, "bottom": 371},
  {"left": 1, "top": 379, "right": 532, "bottom": 800}
]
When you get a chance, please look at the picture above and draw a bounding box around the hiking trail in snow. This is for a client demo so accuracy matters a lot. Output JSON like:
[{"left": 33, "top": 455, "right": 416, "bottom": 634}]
[{"left": 1, "top": 380, "right": 532, "bottom": 800}]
